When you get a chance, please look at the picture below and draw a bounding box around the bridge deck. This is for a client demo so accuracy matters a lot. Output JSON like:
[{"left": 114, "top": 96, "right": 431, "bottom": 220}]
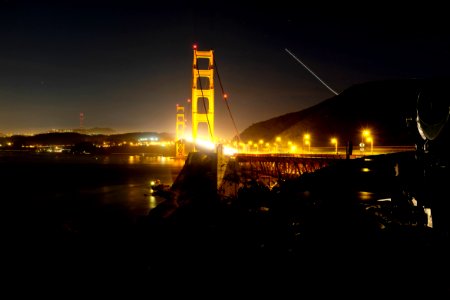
[{"left": 234, "top": 153, "right": 346, "bottom": 180}]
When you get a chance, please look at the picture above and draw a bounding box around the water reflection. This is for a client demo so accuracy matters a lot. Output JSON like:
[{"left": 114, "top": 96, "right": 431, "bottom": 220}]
[
  {"left": 81, "top": 183, "right": 168, "bottom": 217},
  {"left": 121, "top": 154, "right": 184, "bottom": 165},
  {"left": 357, "top": 191, "right": 376, "bottom": 201},
  {"left": 1, "top": 152, "right": 185, "bottom": 232},
  {"left": 149, "top": 195, "right": 158, "bottom": 209}
]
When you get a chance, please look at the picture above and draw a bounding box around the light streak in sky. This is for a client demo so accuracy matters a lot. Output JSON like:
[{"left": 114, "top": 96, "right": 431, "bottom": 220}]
[{"left": 285, "top": 48, "right": 339, "bottom": 96}]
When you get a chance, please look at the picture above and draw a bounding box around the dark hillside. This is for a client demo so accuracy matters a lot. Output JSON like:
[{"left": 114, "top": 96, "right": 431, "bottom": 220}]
[{"left": 239, "top": 78, "right": 447, "bottom": 146}]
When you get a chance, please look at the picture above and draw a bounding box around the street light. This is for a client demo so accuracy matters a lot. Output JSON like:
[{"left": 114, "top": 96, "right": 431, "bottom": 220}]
[
  {"left": 360, "top": 129, "right": 370, "bottom": 155},
  {"left": 275, "top": 137, "right": 281, "bottom": 152},
  {"left": 366, "top": 137, "right": 373, "bottom": 154},
  {"left": 331, "top": 138, "right": 338, "bottom": 154},
  {"left": 239, "top": 142, "right": 245, "bottom": 153},
  {"left": 305, "top": 140, "right": 310, "bottom": 153},
  {"left": 362, "top": 129, "right": 370, "bottom": 143},
  {"left": 303, "top": 133, "right": 311, "bottom": 153}
]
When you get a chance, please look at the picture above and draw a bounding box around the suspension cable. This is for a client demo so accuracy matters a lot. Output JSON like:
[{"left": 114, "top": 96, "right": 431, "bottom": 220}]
[{"left": 214, "top": 58, "right": 241, "bottom": 144}]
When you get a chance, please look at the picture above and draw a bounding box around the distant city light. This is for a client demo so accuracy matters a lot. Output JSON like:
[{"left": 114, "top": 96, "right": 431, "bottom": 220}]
[{"left": 138, "top": 137, "right": 158, "bottom": 142}]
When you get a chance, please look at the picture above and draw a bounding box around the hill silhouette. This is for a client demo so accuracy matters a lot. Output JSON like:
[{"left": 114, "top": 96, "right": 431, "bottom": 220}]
[{"left": 239, "top": 78, "right": 447, "bottom": 147}]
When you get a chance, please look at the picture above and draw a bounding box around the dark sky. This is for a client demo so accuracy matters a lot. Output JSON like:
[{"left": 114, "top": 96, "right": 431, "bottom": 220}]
[{"left": 1, "top": 1, "right": 449, "bottom": 138}]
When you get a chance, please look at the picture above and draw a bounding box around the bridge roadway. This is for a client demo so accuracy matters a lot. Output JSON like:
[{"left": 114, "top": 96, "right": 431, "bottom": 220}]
[
  {"left": 234, "top": 153, "right": 345, "bottom": 181},
  {"left": 217, "top": 153, "right": 347, "bottom": 197},
  {"left": 218, "top": 146, "right": 415, "bottom": 196}
]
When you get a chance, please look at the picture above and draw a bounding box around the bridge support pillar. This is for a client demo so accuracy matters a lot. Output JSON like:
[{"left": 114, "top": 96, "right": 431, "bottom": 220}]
[
  {"left": 192, "top": 46, "right": 215, "bottom": 149},
  {"left": 175, "top": 104, "right": 186, "bottom": 157}
]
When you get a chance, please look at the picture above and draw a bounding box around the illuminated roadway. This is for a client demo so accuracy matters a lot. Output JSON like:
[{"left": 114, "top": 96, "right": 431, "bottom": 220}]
[{"left": 224, "top": 145, "right": 416, "bottom": 157}]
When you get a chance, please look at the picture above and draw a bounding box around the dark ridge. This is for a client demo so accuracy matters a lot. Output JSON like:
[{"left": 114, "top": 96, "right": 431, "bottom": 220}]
[{"left": 239, "top": 78, "right": 449, "bottom": 146}]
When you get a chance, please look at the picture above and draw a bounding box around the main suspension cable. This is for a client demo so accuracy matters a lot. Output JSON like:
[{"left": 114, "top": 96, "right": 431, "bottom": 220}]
[{"left": 214, "top": 58, "right": 241, "bottom": 144}]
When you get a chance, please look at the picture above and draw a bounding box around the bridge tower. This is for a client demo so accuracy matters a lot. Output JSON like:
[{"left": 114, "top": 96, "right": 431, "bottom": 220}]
[
  {"left": 192, "top": 45, "right": 215, "bottom": 149},
  {"left": 175, "top": 104, "right": 186, "bottom": 157}
]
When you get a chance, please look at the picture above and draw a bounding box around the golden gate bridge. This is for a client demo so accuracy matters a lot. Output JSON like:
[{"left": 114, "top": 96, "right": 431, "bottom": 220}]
[
  {"left": 165, "top": 45, "right": 448, "bottom": 250},
  {"left": 172, "top": 45, "right": 414, "bottom": 189}
]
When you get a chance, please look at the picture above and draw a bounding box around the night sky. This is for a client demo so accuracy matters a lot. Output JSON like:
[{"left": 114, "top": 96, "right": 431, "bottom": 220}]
[{"left": 1, "top": 1, "right": 449, "bottom": 138}]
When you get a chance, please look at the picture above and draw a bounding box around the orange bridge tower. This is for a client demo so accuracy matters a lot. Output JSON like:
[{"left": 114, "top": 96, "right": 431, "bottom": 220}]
[
  {"left": 175, "top": 104, "right": 186, "bottom": 157},
  {"left": 191, "top": 45, "right": 215, "bottom": 149}
]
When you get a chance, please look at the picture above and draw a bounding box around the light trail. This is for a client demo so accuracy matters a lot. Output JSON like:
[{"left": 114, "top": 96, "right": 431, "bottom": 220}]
[{"left": 285, "top": 48, "right": 339, "bottom": 96}]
